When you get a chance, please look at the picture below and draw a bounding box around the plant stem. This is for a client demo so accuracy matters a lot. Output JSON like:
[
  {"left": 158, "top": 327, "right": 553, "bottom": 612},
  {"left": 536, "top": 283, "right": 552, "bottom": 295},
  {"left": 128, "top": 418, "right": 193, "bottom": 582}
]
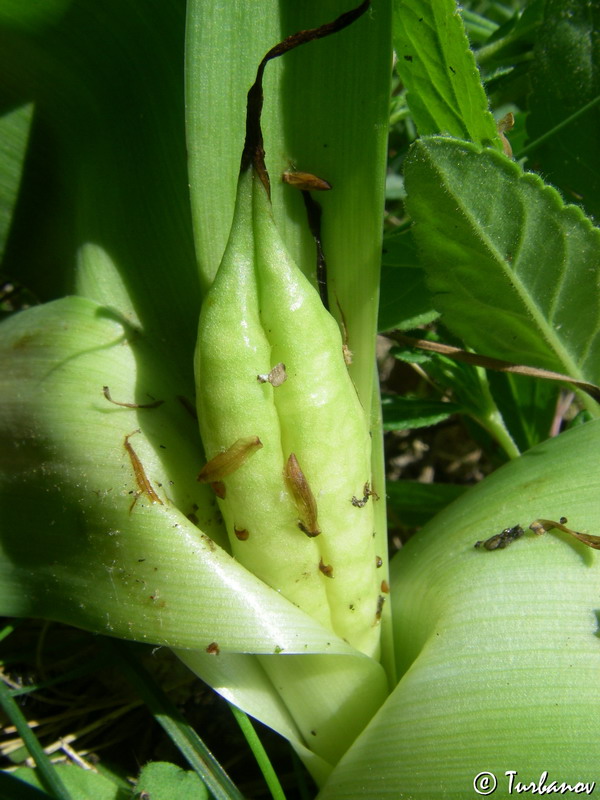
[{"left": 229, "top": 703, "right": 287, "bottom": 800}]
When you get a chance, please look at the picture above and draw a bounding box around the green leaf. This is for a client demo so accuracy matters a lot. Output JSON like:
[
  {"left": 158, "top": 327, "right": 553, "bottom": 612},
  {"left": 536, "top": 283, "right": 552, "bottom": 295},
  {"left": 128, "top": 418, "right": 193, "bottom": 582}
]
[
  {"left": 2, "top": 0, "right": 200, "bottom": 372},
  {"left": 381, "top": 394, "right": 460, "bottom": 430},
  {"left": 135, "top": 762, "right": 208, "bottom": 800},
  {"left": 390, "top": 336, "right": 521, "bottom": 459},
  {"left": 474, "top": 1, "right": 544, "bottom": 74},
  {"left": 0, "top": 0, "right": 73, "bottom": 33},
  {"left": 392, "top": 0, "right": 501, "bottom": 147},
  {"left": 486, "top": 371, "right": 559, "bottom": 452},
  {"left": 228, "top": 705, "right": 286, "bottom": 800},
  {"left": 0, "top": 104, "right": 32, "bottom": 263},
  {"left": 386, "top": 479, "right": 466, "bottom": 527},
  {"left": 0, "top": 296, "right": 389, "bottom": 786},
  {"left": 378, "top": 231, "right": 438, "bottom": 331},
  {"left": 0, "top": 682, "right": 71, "bottom": 800},
  {"left": 179, "top": 649, "right": 388, "bottom": 787},
  {"left": 526, "top": 0, "right": 600, "bottom": 220},
  {"left": 12, "top": 766, "right": 123, "bottom": 800},
  {"left": 404, "top": 137, "right": 600, "bottom": 411},
  {"left": 318, "top": 419, "right": 600, "bottom": 798}
]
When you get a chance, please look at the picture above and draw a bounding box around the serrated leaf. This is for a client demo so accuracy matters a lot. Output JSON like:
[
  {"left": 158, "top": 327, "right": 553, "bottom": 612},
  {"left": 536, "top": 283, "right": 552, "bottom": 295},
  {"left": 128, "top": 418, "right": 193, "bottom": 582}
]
[
  {"left": 381, "top": 394, "right": 460, "bottom": 430},
  {"left": 404, "top": 137, "right": 600, "bottom": 408},
  {"left": 526, "top": 0, "right": 600, "bottom": 220},
  {"left": 393, "top": 0, "right": 501, "bottom": 147},
  {"left": 318, "top": 419, "right": 600, "bottom": 798}
]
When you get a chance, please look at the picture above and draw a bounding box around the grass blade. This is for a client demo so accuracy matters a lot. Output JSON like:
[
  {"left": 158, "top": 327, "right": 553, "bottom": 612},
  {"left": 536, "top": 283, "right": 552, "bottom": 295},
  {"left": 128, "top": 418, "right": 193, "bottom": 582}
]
[{"left": 0, "top": 681, "right": 72, "bottom": 800}]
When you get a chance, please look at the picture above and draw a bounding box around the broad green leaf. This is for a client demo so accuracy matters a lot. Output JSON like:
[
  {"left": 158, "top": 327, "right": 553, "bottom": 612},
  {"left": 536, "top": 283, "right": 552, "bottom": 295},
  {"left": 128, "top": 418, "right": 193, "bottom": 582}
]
[
  {"left": 0, "top": 103, "right": 32, "bottom": 262},
  {"left": 318, "top": 419, "right": 600, "bottom": 798},
  {"left": 404, "top": 137, "right": 600, "bottom": 414},
  {"left": 1, "top": 0, "right": 200, "bottom": 374},
  {"left": 526, "top": 0, "right": 600, "bottom": 220},
  {"left": 378, "top": 230, "right": 438, "bottom": 331},
  {"left": 393, "top": 0, "right": 501, "bottom": 147},
  {"left": 0, "top": 0, "right": 72, "bottom": 33}
]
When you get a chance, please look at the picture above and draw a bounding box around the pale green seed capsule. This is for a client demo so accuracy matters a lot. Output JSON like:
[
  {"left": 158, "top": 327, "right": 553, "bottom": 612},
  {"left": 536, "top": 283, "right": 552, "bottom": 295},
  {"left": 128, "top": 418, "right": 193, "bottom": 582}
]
[
  {"left": 195, "top": 168, "right": 332, "bottom": 630},
  {"left": 195, "top": 167, "right": 380, "bottom": 657}
]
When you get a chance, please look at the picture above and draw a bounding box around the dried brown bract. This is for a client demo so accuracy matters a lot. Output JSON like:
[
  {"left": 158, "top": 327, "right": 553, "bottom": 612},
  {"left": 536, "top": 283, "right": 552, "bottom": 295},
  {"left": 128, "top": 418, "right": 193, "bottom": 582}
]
[
  {"left": 284, "top": 453, "right": 321, "bottom": 537},
  {"left": 104, "top": 386, "right": 164, "bottom": 409},
  {"left": 124, "top": 430, "right": 163, "bottom": 508},
  {"left": 319, "top": 558, "right": 334, "bottom": 578},
  {"left": 197, "top": 436, "right": 263, "bottom": 483},
  {"left": 529, "top": 517, "right": 600, "bottom": 550},
  {"left": 282, "top": 171, "right": 332, "bottom": 191}
]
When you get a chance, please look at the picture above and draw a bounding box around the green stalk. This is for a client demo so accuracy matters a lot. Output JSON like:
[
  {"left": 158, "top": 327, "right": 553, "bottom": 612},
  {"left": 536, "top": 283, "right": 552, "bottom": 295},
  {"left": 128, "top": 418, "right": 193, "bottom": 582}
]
[{"left": 229, "top": 704, "right": 287, "bottom": 800}]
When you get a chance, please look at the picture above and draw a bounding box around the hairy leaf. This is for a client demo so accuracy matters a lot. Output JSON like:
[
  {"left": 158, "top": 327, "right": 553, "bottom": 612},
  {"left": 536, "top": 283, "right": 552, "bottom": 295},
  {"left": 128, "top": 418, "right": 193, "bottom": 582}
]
[{"left": 404, "top": 138, "right": 600, "bottom": 409}]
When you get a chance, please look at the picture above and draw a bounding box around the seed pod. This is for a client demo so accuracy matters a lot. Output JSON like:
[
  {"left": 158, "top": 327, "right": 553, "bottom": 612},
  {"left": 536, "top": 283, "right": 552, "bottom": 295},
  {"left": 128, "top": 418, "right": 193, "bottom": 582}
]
[
  {"left": 194, "top": 168, "right": 333, "bottom": 630},
  {"left": 194, "top": 167, "right": 381, "bottom": 655}
]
